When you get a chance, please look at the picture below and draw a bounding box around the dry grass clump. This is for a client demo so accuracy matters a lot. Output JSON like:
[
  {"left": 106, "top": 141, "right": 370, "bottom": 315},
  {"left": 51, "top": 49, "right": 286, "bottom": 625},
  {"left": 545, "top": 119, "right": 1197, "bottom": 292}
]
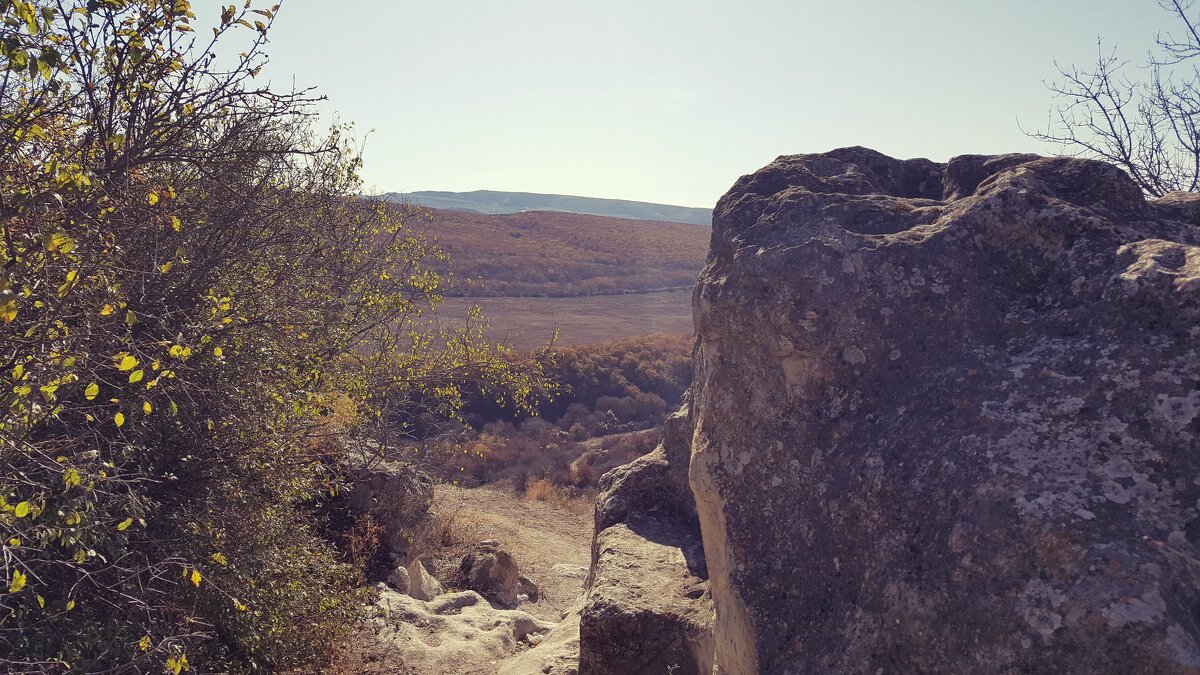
[{"left": 522, "top": 478, "right": 595, "bottom": 515}]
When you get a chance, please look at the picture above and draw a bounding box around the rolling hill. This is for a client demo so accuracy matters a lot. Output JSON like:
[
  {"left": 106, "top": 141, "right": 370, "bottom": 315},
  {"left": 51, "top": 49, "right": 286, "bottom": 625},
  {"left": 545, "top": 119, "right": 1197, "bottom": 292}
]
[
  {"left": 410, "top": 206, "right": 710, "bottom": 297},
  {"left": 385, "top": 190, "right": 712, "bottom": 226}
]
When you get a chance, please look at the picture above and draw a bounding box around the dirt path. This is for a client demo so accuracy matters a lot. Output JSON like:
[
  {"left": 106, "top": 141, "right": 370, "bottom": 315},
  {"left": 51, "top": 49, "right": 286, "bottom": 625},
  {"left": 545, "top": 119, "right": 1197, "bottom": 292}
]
[
  {"left": 429, "top": 484, "right": 593, "bottom": 622},
  {"left": 321, "top": 484, "right": 593, "bottom": 674}
]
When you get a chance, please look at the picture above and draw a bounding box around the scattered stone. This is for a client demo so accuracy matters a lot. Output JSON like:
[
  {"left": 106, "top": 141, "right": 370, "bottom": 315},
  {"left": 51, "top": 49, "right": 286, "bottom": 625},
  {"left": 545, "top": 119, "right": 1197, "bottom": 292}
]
[
  {"left": 550, "top": 563, "right": 588, "bottom": 581},
  {"left": 498, "top": 602, "right": 584, "bottom": 675},
  {"left": 517, "top": 574, "right": 539, "bottom": 604},
  {"left": 385, "top": 565, "right": 410, "bottom": 595},
  {"left": 454, "top": 541, "right": 521, "bottom": 608},
  {"left": 405, "top": 559, "right": 443, "bottom": 601}
]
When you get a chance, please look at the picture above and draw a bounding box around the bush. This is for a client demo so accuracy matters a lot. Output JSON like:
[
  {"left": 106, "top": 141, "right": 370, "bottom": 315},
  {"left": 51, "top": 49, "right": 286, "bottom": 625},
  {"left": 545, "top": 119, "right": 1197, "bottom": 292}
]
[{"left": 0, "top": 2, "right": 546, "bottom": 671}]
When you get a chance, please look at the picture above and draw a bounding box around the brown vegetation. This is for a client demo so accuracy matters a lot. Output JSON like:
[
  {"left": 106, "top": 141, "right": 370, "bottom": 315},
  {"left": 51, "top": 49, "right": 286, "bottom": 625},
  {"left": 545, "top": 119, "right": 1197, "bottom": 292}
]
[{"left": 408, "top": 206, "right": 709, "bottom": 297}]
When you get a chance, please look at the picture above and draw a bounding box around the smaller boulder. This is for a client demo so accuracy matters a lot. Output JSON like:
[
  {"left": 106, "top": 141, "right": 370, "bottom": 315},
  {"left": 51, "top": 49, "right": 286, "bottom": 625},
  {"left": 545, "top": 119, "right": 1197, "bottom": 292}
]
[
  {"left": 517, "top": 575, "right": 539, "bottom": 604},
  {"left": 406, "top": 559, "right": 443, "bottom": 601},
  {"left": 455, "top": 541, "right": 521, "bottom": 608},
  {"left": 386, "top": 565, "right": 411, "bottom": 595}
]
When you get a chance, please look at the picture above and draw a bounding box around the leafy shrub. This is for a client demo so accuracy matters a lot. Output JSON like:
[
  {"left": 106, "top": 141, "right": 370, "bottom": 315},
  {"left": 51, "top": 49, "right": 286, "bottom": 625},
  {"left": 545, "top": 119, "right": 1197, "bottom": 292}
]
[{"left": 0, "top": 1, "right": 546, "bottom": 671}]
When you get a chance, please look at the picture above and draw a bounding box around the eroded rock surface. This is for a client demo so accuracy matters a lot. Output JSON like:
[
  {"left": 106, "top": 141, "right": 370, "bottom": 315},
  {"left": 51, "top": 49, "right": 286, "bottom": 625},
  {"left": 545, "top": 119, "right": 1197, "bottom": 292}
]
[
  {"left": 685, "top": 147, "right": 1200, "bottom": 673},
  {"left": 370, "top": 587, "right": 552, "bottom": 673},
  {"left": 578, "top": 405, "right": 715, "bottom": 674}
]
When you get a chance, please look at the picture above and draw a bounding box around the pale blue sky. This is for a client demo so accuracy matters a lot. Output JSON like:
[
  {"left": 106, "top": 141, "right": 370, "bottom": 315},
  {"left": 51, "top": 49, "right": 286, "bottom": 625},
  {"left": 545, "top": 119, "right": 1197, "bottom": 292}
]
[{"left": 255, "top": 1, "right": 1164, "bottom": 207}]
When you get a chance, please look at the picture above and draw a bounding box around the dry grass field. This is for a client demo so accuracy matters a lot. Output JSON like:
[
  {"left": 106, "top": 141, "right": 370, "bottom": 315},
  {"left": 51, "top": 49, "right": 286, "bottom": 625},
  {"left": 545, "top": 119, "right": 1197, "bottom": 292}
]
[
  {"left": 435, "top": 289, "right": 694, "bottom": 348},
  {"left": 407, "top": 206, "right": 709, "bottom": 297}
]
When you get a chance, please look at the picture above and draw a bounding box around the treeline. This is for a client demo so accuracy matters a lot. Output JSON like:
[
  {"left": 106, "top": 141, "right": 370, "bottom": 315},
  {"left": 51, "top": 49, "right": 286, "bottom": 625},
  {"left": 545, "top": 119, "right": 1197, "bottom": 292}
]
[
  {"left": 408, "top": 334, "right": 694, "bottom": 500},
  {"left": 464, "top": 333, "right": 693, "bottom": 437},
  {"left": 0, "top": 3, "right": 545, "bottom": 672},
  {"left": 406, "top": 207, "right": 709, "bottom": 297}
]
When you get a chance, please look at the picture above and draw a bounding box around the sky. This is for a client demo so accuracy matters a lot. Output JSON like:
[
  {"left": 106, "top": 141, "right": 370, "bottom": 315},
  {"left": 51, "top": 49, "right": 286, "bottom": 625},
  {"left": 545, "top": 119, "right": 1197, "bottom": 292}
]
[{"left": 247, "top": 0, "right": 1166, "bottom": 208}]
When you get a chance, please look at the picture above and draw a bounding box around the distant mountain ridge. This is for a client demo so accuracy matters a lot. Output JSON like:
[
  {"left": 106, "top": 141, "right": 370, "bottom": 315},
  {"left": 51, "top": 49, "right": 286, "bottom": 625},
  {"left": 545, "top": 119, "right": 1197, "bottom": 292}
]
[{"left": 383, "top": 189, "right": 712, "bottom": 226}]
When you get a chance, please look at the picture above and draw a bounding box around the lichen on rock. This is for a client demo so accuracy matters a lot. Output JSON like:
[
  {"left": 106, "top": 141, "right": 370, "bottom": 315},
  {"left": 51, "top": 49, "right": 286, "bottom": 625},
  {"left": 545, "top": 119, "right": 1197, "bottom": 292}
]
[{"left": 681, "top": 146, "right": 1200, "bottom": 673}]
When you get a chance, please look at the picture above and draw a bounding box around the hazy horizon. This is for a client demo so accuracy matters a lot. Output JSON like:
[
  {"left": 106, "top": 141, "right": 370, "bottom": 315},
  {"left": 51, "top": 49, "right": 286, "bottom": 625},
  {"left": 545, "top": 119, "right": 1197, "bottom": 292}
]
[{"left": 257, "top": 1, "right": 1165, "bottom": 208}]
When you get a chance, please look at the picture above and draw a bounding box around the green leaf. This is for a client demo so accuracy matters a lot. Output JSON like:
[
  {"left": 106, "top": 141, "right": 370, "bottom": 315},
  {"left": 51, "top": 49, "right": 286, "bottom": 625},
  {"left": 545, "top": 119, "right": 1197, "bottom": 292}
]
[{"left": 117, "top": 517, "right": 132, "bottom": 531}]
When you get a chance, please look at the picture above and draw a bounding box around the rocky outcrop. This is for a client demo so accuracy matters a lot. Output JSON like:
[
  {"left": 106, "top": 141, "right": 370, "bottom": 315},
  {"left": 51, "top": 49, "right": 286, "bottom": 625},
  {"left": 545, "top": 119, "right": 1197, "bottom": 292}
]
[
  {"left": 344, "top": 453, "right": 441, "bottom": 569},
  {"left": 678, "top": 147, "right": 1200, "bottom": 672},
  {"left": 370, "top": 587, "right": 552, "bottom": 672},
  {"left": 578, "top": 405, "right": 715, "bottom": 674}
]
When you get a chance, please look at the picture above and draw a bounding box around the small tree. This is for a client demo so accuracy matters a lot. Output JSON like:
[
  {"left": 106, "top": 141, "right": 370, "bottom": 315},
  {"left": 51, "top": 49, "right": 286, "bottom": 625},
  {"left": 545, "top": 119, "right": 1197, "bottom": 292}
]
[
  {"left": 1034, "top": 0, "right": 1200, "bottom": 195},
  {"left": 0, "top": 0, "right": 549, "bottom": 671}
]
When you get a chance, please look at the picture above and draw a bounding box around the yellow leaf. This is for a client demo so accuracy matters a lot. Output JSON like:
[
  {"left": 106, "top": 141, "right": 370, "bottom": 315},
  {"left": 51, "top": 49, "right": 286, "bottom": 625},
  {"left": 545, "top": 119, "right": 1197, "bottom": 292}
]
[
  {"left": 125, "top": 310, "right": 137, "bottom": 326},
  {"left": 170, "top": 216, "right": 182, "bottom": 232},
  {"left": 66, "top": 599, "right": 74, "bottom": 611},
  {"left": 143, "top": 401, "right": 152, "bottom": 415},
  {"left": 117, "top": 355, "right": 138, "bottom": 371},
  {"left": 85, "top": 383, "right": 99, "bottom": 400},
  {"left": 7, "top": 537, "right": 19, "bottom": 546},
  {"left": 211, "top": 552, "right": 228, "bottom": 566},
  {"left": 128, "top": 369, "right": 144, "bottom": 383},
  {"left": 212, "top": 347, "right": 223, "bottom": 357},
  {"left": 114, "top": 412, "right": 125, "bottom": 428},
  {"left": 148, "top": 192, "right": 159, "bottom": 205},
  {"left": 138, "top": 635, "right": 151, "bottom": 651},
  {"left": 14, "top": 502, "right": 31, "bottom": 518},
  {"left": 190, "top": 569, "right": 202, "bottom": 587},
  {"left": 99, "top": 304, "right": 114, "bottom": 316},
  {"left": 159, "top": 261, "right": 173, "bottom": 274},
  {"left": 1, "top": 299, "right": 16, "bottom": 322},
  {"left": 233, "top": 599, "right": 247, "bottom": 611},
  {"left": 117, "top": 517, "right": 132, "bottom": 531},
  {"left": 36, "top": 594, "right": 44, "bottom": 608},
  {"left": 8, "top": 569, "right": 26, "bottom": 593}
]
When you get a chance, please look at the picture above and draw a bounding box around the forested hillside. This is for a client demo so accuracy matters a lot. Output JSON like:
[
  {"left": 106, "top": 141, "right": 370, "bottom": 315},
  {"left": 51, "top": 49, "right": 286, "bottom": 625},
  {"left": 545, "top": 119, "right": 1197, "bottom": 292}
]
[{"left": 386, "top": 189, "right": 713, "bottom": 225}]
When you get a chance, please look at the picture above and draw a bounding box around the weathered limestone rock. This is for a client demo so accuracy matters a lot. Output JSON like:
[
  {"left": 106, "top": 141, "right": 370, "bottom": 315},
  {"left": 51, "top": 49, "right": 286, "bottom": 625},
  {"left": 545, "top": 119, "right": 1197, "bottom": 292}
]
[
  {"left": 454, "top": 541, "right": 522, "bottom": 608},
  {"left": 344, "top": 454, "right": 440, "bottom": 568},
  {"left": 498, "top": 601, "right": 584, "bottom": 675},
  {"left": 517, "top": 574, "right": 540, "bottom": 604},
  {"left": 406, "top": 559, "right": 443, "bottom": 601},
  {"left": 385, "top": 565, "right": 410, "bottom": 594},
  {"left": 687, "top": 147, "right": 1200, "bottom": 672},
  {"left": 371, "top": 587, "right": 553, "bottom": 672},
  {"left": 579, "top": 404, "right": 715, "bottom": 674}
]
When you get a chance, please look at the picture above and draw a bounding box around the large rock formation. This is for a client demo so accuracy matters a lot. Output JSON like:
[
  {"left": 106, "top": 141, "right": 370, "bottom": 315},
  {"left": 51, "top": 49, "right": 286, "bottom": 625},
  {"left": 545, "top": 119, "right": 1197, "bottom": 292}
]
[{"left": 583, "top": 147, "right": 1200, "bottom": 673}]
